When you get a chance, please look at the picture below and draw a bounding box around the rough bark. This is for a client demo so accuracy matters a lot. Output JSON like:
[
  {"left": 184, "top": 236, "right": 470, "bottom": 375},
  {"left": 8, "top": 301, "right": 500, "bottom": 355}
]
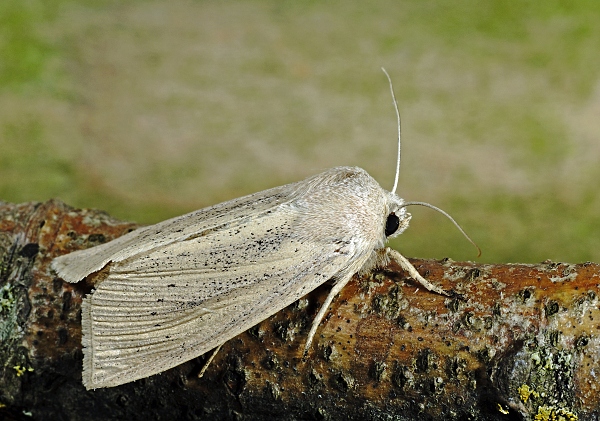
[{"left": 0, "top": 199, "right": 598, "bottom": 421}]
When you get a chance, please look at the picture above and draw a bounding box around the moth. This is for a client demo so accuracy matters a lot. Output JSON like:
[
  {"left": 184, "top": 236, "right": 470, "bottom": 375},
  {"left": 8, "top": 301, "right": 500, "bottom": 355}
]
[{"left": 52, "top": 70, "right": 477, "bottom": 389}]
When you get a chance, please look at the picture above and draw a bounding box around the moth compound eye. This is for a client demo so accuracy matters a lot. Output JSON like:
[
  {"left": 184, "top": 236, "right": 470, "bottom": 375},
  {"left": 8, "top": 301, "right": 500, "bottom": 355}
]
[{"left": 385, "top": 213, "right": 400, "bottom": 237}]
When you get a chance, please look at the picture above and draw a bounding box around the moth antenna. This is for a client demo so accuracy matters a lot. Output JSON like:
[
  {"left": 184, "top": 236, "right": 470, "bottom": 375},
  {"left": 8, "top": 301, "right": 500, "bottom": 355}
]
[
  {"left": 381, "top": 67, "right": 402, "bottom": 195},
  {"left": 401, "top": 201, "right": 482, "bottom": 257}
]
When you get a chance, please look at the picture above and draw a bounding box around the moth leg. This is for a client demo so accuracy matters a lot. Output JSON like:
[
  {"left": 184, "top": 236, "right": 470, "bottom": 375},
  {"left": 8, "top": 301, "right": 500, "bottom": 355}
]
[
  {"left": 386, "top": 248, "right": 449, "bottom": 296},
  {"left": 303, "top": 272, "right": 355, "bottom": 356},
  {"left": 197, "top": 344, "right": 223, "bottom": 379}
]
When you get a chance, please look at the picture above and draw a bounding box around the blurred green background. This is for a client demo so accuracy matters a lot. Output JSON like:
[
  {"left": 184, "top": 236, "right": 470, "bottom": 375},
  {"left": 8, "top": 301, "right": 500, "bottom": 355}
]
[{"left": 1, "top": 0, "right": 599, "bottom": 264}]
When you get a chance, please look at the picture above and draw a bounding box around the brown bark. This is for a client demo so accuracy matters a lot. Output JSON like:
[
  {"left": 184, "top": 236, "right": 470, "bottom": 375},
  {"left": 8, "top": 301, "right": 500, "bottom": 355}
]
[{"left": 0, "top": 199, "right": 598, "bottom": 421}]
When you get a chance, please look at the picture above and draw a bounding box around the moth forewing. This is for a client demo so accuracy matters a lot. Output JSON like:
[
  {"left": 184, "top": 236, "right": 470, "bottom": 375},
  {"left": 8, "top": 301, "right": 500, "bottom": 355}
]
[{"left": 56, "top": 166, "right": 396, "bottom": 389}]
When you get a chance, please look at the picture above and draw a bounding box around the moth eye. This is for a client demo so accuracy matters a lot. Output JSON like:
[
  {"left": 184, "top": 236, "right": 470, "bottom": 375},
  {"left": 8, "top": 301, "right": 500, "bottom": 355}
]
[{"left": 385, "top": 213, "right": 400, "bottom": 237}]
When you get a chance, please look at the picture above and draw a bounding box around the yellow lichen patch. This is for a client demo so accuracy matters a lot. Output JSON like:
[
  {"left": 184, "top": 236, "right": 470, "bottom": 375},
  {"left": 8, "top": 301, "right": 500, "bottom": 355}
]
[
  {"left": 497, "top": 403, "right": 510, "bottom": 414},
  {"left": 13, "top": 365, "right": 34, "bottom": 377},
  {"left": 518, "top": 384, "right": 540, "bottom": 403},
  {"left": 534, "top": 405, "right": 578, "bottom": 421},
  {"left": 535, "top": 406, "right": 552, "bottom": 421}
]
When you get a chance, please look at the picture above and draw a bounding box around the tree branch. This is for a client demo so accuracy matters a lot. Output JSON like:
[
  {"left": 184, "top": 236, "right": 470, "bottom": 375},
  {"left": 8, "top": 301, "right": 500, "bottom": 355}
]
[{"left": 1, "top": 199, "right": 598, "bottom": 420}]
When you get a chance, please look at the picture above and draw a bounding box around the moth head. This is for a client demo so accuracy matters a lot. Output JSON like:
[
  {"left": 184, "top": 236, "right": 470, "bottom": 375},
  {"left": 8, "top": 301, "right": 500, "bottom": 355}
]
[{"left": 384, "top": 194, "right": 411, "bottom": 240}]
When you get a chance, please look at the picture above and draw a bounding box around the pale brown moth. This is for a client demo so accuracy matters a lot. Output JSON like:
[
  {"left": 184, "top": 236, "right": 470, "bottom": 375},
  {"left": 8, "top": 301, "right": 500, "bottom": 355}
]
[{"left": 52, "top": 69, "right": 478, "bottom": 389}]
